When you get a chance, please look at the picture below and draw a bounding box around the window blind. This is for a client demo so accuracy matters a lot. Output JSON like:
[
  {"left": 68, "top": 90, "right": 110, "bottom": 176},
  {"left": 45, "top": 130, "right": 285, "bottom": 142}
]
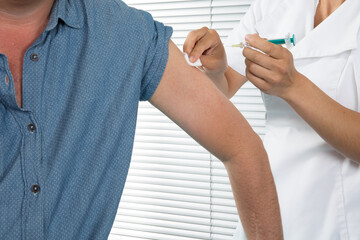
[{"left": 109, "top": 0, "right": 263, "bottom": 239}]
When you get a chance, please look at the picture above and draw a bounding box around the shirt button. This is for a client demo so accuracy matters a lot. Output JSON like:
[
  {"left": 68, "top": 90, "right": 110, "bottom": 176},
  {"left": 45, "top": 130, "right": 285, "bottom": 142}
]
[
  {"left": 31, "top": 185, "right": 40, "bottom": 194},
  {"left": 30, "top": 53, "right": 39, "bottom": 62},
  {"left": 27, "top": 123, "right": 37, "bottom": 133}
]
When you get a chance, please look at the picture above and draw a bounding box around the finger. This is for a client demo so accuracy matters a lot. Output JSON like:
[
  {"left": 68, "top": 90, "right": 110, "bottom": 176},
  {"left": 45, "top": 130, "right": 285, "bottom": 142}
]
[
  {"left": 198, "top": 53, "right": 221, "bottom": 70},
  {"left": 245, "top": 34, "right": 284, "bottom": 59},
  {"left": 243, "top": 47, "right": 275, "bottom": 70},
  {"left": 203, "top": 46, "right": 216, "bottom": 55},
  {"left": 183, "top": 27, "right": 210, "bottom": 54},
  {"left": 246, "top": 69, "right": 270, "bottom": 92},
  {"left": 245, "top": 59, "right": 273, "bottom": 82},
  {"left": 189, "top": 30, "right": 221, "bottom": 62}
]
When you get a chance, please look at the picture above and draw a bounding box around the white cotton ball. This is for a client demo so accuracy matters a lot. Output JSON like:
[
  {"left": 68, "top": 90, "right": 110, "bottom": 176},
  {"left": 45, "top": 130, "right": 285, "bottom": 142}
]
[{"left": 184, "top": 53, "right": 202, "bottom": 67}]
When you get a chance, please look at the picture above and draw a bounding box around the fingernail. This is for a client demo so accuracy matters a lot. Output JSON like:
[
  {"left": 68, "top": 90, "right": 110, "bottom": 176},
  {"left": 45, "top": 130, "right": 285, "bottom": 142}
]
[
  {"left": 189, "top": 56, "right": 195, "bottom": 62},
  {"left": 245, "top": 34, "right": 252, "bottom": 41}
]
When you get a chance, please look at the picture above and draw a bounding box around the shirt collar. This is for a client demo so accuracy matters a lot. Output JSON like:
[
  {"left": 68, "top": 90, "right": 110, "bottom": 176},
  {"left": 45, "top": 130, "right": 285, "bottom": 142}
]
[
  {"left": 292, "top": 0, "right": 360, "bottom": 59},
  {"left": 45, "top": 0, "right": 83, "bottom": 31}
]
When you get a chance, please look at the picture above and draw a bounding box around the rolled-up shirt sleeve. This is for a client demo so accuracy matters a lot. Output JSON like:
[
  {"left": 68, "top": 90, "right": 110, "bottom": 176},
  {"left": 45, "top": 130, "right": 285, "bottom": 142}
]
[{"left": 137, "top": 11, "right": 173, "bottom": 101}]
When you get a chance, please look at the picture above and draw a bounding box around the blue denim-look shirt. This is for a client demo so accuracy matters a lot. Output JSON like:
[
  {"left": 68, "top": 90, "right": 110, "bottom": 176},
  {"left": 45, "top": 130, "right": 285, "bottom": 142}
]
[{"left": 0, "top": 0, "right": 172, "bottom": 239}]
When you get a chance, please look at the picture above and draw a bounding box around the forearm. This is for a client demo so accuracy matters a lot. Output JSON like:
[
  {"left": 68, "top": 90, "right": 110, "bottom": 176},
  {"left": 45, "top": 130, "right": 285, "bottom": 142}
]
[
  {"left": 282, "top": 74, "right": 360, "bottom": 162},
  {"left": 206, "top": 71, "right": 230, "bottom": 98},
  {"left": 225, "top": 136, "right": 283, "bottom": 240},
  {"left": 208, "top": 67, "right": 247, "bottom": 99},
  {"left": 225, "top": 67, "right": 247, "bottom": 98}
]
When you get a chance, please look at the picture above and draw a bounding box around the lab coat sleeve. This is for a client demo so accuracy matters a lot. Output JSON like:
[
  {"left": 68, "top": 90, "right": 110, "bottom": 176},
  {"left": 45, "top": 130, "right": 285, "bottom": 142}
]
[{"left": 224, "top": 0, "right": 262, "bottom": 76}]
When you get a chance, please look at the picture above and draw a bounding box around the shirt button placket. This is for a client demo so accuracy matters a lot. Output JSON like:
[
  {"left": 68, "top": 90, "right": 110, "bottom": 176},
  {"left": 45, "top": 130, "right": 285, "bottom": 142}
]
[
  {"left": 22, "top": 46, "right": 45, "bottom": 239},
  {"left": 23, "top": 114, "right": 44, "bottom": 239},
  {"left": 28, "top": 122, "right": 40, "bottom": 196}
]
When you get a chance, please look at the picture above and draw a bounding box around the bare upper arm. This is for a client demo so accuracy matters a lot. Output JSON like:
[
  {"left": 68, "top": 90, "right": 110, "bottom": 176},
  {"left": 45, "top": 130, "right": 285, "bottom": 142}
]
[{"left": 149, "top": 40, "right": 259, "bottom": 162}]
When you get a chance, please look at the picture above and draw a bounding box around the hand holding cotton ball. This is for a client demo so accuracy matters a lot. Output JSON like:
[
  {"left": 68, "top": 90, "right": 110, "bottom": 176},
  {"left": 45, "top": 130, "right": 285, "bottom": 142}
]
[{"left": 184, "top": 53, "right": 202, "bottom": 67}]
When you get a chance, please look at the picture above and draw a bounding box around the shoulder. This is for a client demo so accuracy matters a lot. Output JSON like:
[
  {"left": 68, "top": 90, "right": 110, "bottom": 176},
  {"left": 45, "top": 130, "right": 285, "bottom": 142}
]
[
  {"left": 81, "top": 0, "right": 133, "bottom": 12},
  {"left": 79, "top": 0, "right": 162, "bottom": 43},
  {"left": 80, "top": 0, "right": 155, "bottom": 28}
]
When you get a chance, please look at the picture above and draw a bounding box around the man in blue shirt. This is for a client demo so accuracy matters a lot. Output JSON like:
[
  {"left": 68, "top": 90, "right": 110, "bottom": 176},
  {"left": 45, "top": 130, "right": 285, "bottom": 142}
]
[{"left": 0, "top": 0, "right": 283, "bottom": 239}]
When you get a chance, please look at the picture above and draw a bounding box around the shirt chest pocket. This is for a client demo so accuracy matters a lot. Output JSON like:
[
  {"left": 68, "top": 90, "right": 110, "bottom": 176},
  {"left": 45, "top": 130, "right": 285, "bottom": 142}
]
[{"left": 295, "top": 52, "right": 351, "bottom": 99}]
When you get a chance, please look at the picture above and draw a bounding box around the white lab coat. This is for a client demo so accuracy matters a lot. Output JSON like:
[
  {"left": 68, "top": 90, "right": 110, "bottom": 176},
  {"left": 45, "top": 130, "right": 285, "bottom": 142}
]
[{"left": 225, "top": 0, "right": 360, "bottom": 239}]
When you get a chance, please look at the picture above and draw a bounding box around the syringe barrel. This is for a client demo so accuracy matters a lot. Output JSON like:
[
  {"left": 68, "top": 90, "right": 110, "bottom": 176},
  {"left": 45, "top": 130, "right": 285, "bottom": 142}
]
[{"left": 268, "top": 39, "right": 286, "bottom": 45}]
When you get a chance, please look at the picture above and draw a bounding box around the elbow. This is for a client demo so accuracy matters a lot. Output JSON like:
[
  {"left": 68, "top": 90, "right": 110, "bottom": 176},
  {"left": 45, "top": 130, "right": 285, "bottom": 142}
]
[
  {"left": 224, "top": 134, "right": 269, "bottom": 170},
  {"left": 337, "top": 139, "right": 360, "bottom": 164},
  {"left": 352, "top": 142, "right": 360, "bottom": 163}
]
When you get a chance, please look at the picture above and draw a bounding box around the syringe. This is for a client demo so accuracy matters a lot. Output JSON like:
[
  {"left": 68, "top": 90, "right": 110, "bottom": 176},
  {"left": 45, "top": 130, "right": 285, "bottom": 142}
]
[{"left": 232, "top": 34, "right": 296, "bottom": 49}]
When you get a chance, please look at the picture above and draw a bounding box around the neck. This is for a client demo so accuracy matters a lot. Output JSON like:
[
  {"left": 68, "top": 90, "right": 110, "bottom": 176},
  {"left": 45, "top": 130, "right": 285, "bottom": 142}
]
[
  {"left": 0, "top": 0, "right": 54, "bottom": 27},
  {"left": 317, "top": 0, "right": 346, "bottom": 16},
  {"left": 314, "top": 0, "right": 345, "bottom": 27}
]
